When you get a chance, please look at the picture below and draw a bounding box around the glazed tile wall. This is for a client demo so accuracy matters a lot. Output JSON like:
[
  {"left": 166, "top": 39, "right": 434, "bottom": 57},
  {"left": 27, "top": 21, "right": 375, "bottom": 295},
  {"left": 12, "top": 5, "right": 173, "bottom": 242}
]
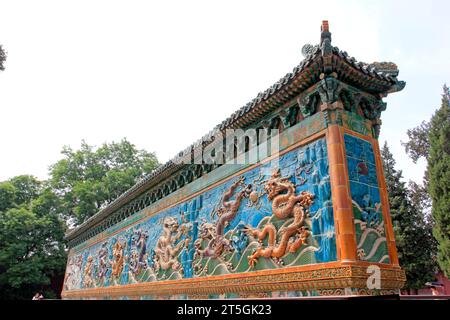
[{"left": 344, "top": 134, "right": 389, "bottom": 263}]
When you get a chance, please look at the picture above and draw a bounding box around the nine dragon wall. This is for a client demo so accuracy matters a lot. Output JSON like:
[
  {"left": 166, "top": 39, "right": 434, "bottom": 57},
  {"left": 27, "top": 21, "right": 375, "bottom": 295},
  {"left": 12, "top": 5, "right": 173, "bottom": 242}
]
[{"left": 62, "top": 110, "right": 391, "bottom": 299}]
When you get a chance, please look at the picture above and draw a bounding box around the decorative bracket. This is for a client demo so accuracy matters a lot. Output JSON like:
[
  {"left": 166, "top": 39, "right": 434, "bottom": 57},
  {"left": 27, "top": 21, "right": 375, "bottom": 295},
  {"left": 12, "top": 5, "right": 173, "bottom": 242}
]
[{"left": 317, "top": 76, "right": 343, "bottom": 105}]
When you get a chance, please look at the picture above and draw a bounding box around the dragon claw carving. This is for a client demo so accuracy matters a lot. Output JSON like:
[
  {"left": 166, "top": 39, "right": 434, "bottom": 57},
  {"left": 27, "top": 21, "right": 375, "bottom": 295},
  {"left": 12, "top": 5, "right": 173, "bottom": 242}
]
[{"left": 248, "top": 255, "right": 259, "bottom": 268}]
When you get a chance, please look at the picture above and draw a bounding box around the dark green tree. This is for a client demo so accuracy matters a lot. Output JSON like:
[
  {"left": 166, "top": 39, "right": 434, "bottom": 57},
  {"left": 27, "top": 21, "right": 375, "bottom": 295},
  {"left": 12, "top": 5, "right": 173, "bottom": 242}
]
[
  {"left": 428, "top": 85, "right": 450, "bottom": 277},
  {"left": 403, "top": 121, "right": 431, "bottom": 163},
  {"left": 402, "top": 85, "right": 450, "bottom": 277},
  {"left": 0, "top": 175, "right": 42, "bottom": 211},
  {"left": 0, "top": 177, "right": 66, "bottom": 300},
  {"left": 49, "top": 138, "right": 159, "bottom": 225},
  {"left": 0, "top": 182, "right": 16, "bottom": 212},
  {"left": 0, "top": 44, "right": 6, "bottom": 71},
  {"left": 382, "top": 143, "right": 436, "bottom": 291},
  {"left": 8, "top": 175, "right": 42, "bottom": 207}
]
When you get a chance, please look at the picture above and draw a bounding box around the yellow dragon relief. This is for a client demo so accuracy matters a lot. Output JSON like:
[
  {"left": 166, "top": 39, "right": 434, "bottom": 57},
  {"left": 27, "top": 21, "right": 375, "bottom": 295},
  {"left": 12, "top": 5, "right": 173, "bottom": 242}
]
[
  {"left": 153, "top": 216, "right": 188, "bottom": 272},
  {"left": 110, "top": 240, "right": 125, "bottom": 282},
  {"left": 246, "top": 169, "right": 314, "bottom": 267},
  {"left": 82, "top": 256, "right": 95, "bottom": 288}
]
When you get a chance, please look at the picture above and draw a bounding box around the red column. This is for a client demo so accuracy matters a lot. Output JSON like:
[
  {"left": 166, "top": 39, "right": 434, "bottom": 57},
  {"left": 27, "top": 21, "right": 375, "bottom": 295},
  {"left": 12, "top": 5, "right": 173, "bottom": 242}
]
[{"left": 327, "top": 123, "right": 357, "bottom": 262}]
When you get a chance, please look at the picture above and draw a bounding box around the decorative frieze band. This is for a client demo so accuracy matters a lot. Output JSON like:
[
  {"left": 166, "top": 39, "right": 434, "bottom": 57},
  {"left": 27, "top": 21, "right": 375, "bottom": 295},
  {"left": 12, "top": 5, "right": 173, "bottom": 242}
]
[{"left": 62, "top": 263, "right": 405, "bottom": 299}]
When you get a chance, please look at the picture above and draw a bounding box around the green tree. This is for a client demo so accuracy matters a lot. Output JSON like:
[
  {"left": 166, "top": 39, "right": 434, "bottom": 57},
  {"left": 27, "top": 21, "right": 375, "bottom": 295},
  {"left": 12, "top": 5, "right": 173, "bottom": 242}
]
[
  {"left": 0, "top": 182, "right": 16, "bottom": 212},
  {"left": 49, "top": 138, "right": 159, "bottom": 225},
  {"left": 402, "top": 85, "right": 450, "bottom": 277},
  {"left": 0, "top": 175, "right": 42, "bottom": 211},
  {"left": 428, "top": 86, "right": 450, "bottom": 277},
  {"left": 0, "top": 208, "right": 66, "bottom": 299},
  {"left": 0, "top": 44, "right": 6, "bottom": 71},
  {"left": 0, "top": 177, "right": 66, "bottom": 300},
  {"left": 8, "top": 175, "right": 42, "bottom": 207},
  {"left": 382, "top": 143, "right": 436, "bottom": 290},
  {"left": 403, "top": 121, "right": 431, "bottom": 163}
]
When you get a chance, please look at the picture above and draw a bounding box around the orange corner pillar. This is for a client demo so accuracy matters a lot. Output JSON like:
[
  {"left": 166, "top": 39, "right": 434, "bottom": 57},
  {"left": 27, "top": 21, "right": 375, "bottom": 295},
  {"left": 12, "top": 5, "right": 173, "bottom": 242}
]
[{"left": 326, "top": 121, "right": 358, "bottom": 262}]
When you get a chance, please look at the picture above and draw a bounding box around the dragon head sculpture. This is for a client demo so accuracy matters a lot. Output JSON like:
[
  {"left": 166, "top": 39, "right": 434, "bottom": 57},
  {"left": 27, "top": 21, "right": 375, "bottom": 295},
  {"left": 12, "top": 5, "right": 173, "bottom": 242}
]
[
  {"left": 264, "top": 169, "right": 295, "bottom": 201},
  {"left": 162, "top": 216, "right": 179, "bottom": 233}
]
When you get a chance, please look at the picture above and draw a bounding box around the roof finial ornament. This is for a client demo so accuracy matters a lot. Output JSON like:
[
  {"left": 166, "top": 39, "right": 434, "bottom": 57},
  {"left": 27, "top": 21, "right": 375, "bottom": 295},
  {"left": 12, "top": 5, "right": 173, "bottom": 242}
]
[
  {"left": 320, "top": 20, "right": 332, "bottom": 55},
  {"left": 320, "top": 20, "right": 333, "bottom": 74},
  {"left": 301, "top": 20, "right": 332, "bottom": 59},
  {"left": 320, "top": 20, "right": 331, "bottom": 45}
]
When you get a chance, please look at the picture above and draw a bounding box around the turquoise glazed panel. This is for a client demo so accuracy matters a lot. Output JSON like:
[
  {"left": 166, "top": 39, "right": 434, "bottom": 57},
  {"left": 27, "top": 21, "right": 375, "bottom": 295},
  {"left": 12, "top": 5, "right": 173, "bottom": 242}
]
[
  {"left": 344, "top": 134, "right": 389, "bottom": 263},
  {"left": 63, "top": 138, "right": 336, "bottom": 292}
]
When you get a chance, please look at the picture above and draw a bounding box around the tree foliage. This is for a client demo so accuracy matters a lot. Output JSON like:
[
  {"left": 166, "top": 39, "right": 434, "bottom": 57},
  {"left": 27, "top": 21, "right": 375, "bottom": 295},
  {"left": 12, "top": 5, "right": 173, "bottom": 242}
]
[
  {"left": 49, "top": 138, "right": 159, "bottom": 225},
  {"left": 0, "top": 175, "right": 42, "bottom": 211},
  {"left": 0, "top": 176, "right": 66, "bottom": 299},
  {"left": 0, "top": 44, "right": 6, "bottom": 71},
  {"left": 428, "top": 85, "right": 450, "bottom": 277},
  {"left": 407, "top": 181, "right": 431, "bottom": 217},
  {"left": 0, "top": 182, "right": 16, "bottom": 212},
  {"left": 402, "top": 85, "right": 450, "bottom": 278},
  {"left": 8, "top": 175, "right": 42, "bottom": 207},
  {"left": 402, "top": 121, "right": 431, "bottom": 163},
  {"left": 382, "top": 143, "right": 436, "bottom": 289}
]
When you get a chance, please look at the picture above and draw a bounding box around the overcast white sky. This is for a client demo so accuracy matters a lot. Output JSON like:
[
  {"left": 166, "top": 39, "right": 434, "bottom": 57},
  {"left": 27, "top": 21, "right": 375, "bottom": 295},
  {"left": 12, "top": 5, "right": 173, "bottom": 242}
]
[{"left": 0, "top": 0, "right": 449, "bottom": 184}]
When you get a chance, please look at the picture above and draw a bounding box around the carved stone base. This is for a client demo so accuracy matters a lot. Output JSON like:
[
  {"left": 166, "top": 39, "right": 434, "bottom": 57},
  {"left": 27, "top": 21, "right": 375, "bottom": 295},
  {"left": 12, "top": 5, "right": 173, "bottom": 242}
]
[{"left": 61, "top": 262, "right": 405, "bottom": 299}]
